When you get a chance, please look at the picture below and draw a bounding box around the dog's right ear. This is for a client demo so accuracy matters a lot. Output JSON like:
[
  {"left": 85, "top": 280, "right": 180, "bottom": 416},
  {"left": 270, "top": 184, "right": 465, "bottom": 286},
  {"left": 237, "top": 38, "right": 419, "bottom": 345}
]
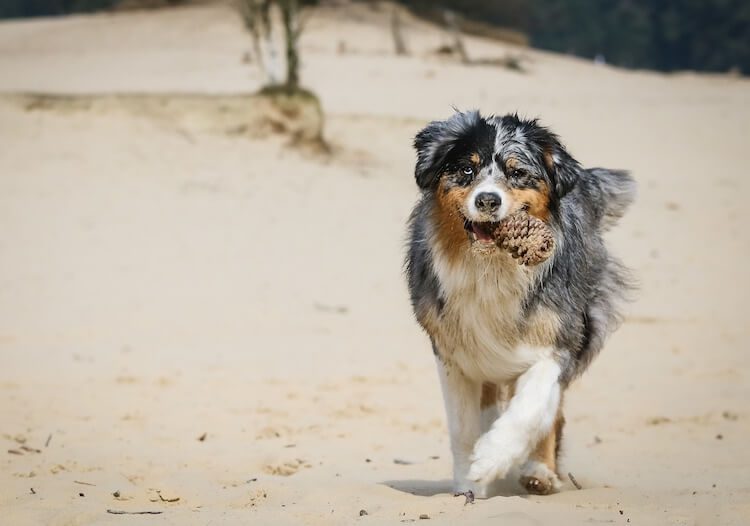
[
  {"left": 414, "top": 121, "right": 449, "bottom": 190},
  {"left": 413, "top": 111, "right": 482, "bottom": 190}
]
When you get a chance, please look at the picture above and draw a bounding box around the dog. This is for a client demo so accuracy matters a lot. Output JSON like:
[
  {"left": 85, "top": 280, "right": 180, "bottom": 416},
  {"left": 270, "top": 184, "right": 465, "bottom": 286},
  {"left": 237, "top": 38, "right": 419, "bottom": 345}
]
[{"left": 405, "top": 111, "right": 635, "bottom": 497}]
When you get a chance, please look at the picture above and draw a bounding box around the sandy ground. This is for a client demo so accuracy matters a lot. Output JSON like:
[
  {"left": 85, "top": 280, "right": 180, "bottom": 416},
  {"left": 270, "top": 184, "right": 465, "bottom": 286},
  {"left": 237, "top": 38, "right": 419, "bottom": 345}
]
[{"left": 1, "top": 3, "right": 749, "bottom": 525}]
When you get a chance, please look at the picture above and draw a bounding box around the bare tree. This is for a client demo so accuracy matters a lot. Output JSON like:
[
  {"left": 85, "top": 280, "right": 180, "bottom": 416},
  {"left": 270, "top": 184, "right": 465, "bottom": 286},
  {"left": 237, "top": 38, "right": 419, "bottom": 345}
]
[
  {"left": 236, "top": 0, "right": 325, "bottom": 148},
  {"left": 279, "top": 0, "right": 301, "bottom": 91},
  {"left": 237, "top": 0, "right": 280, "bottom": 84},
  {"left": 237, "top": 0, "right": 307, "bottom": 92},
  {"left": 443, "top": 9, "right": 469, "bottom": 64},
  {"left": 390, "top": 8, "right": 408, "bottom": 56}
]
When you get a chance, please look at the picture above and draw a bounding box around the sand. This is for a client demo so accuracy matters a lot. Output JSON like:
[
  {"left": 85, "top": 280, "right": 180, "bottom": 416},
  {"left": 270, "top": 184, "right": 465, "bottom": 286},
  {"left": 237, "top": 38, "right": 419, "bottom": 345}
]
[{"left": 1, "top": 2, "right": 749, "bottom": 524}]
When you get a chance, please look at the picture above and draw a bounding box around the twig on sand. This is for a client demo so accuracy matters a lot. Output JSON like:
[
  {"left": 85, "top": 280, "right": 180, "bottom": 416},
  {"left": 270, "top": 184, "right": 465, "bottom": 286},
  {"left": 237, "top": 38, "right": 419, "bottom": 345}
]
[
  {"left": 74, "top": 480, "right": 96, "bottom": 486},
  {"left": 106, "top": 509, "right": 163, "bottom": 515},
  {"left": 157, "top": 491, "right": 180, "bottom": 503},
  {"left": 453, "top": 490, "right": 475, "bottom": 505},
  {"left": 568, "top": 472, "right": 582, "bottom": 490},
  {"left": 45, "top": 434, "right": 52, "bottom": 447}
]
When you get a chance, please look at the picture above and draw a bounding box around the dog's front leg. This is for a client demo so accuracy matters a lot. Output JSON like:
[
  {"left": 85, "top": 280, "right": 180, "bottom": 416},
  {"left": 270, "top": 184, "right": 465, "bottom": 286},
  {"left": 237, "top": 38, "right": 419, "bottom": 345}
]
[
  {"left": 435, "top": 355, "right": 486, "bottom": 498},
  {"left": 467, "top": 355, "right": 561, "bottom": 487}
]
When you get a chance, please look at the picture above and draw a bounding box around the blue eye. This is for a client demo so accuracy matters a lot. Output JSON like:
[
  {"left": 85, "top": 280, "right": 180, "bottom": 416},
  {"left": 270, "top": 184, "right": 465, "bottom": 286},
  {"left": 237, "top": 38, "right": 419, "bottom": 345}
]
[{"left": 462, "top": 166, "right": 474, "bottom": 176}]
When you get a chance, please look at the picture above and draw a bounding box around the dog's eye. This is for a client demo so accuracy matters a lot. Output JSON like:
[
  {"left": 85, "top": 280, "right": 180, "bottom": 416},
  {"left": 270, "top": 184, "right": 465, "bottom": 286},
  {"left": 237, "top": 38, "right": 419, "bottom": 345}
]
[
  {"left": 509, "top": 168, "right": 524, "bottom": 179},
  {"left": 462, "top": 166, "right": 474, "bottom": 176}
]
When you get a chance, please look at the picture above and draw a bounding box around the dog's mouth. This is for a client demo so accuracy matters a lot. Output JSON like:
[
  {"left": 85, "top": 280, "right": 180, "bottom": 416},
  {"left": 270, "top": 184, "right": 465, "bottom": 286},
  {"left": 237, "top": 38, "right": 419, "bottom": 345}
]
[{"left": 464, "top": 219, "right": 499, "bottom": 245}]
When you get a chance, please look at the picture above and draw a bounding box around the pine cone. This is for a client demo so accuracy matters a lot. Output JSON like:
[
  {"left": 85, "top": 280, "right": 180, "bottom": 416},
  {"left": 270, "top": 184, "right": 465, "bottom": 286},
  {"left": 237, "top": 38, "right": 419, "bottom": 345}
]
[{"left": 493, "top": 210, "right": 555, "bottom": 266}]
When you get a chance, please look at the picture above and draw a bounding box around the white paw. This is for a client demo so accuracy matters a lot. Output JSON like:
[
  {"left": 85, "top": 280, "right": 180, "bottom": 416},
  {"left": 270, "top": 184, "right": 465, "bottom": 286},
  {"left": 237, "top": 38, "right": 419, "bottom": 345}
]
[
  {"left": 466, "top": 432, "right": 519, "bottom": 486},
  {"left": 519, "top": 460, "right": 562, "bottom": 495}
]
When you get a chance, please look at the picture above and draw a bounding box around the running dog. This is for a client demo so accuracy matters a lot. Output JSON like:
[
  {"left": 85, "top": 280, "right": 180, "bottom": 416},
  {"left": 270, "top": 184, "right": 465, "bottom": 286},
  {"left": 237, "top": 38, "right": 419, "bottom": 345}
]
[{"left": 405, "top": 111, "right": 635, "bottom": 497}]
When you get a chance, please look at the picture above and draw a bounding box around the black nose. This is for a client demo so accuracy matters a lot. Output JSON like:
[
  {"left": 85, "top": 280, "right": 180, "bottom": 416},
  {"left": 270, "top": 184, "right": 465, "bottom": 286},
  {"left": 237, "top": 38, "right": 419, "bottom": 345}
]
[{"left": 475, "top": 192, "right": 502, "bottom": 213}]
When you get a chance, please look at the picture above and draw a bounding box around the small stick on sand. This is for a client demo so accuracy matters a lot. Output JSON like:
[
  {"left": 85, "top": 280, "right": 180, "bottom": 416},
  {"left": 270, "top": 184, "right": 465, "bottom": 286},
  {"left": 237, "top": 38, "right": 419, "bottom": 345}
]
[
  {"left": 568, "top": 472, "right": 582, "bottom": 490},
  {"left": 453, "top": 490, "right": 475, "bottom": 505},
  {"left": 45, "top": 434, "right": 52, "bottom": 447},
  {"left": 106, "top": 509, "right": 163, "bottom": 515},
  {"left": 74, "top": 480, "right": 96, "bottom": 486},
  {"left": 157, "top": 491, "right": 180, "bottom": 503}
]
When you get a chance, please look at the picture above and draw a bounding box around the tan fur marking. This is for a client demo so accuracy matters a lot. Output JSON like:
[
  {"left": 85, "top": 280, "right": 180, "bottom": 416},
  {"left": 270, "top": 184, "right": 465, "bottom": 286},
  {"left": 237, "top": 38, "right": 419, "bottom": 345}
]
[
  {"left": 505, "top": 157, "right": 520, "bottom": 170},
  {"left": 554, "top": 408, "right": 565, "bottom": 464},
  {"left": 529, "top": 403, "right": 565, "bottom": 474},
  {"left": 432, "top": 181, "right": 471, "bottom": 264},
  {"left": 415, "top": 304, "right": 440, "bottom": 335},
  {"left": 508, "top": 182, "right": 551, "bottom": 222},
  {"left": 497, "top": 380, "right": 516, "bottom": 413},
  {"left": 523, "top": 306, "right": 561, "bottom": 347},
  {"left": 470, "top": 152, "right": 480, "bottom": 165},
  {"left": 480, "top": 382, "right": 497, "bottom": 410},
  {"left": 543, "top": 149, "right": 555, "bottom": 172},
  {"left": 530, "top": 423, "right": 558, "bottom": 472}
]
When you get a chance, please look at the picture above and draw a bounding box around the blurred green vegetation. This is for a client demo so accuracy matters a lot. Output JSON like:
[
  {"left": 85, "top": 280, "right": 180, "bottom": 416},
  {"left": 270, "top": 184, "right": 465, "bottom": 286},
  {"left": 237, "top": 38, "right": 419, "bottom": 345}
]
[
  {"left": 0, "top": 0, "right": 317, "bottom": 18},
  {"left": 0, "top": 0, "right": 116, "bottom": 17},
  {"left": 534, "top": 0, "right": 750, "bottom": 74},
  {"left": 400, "top": 0, "right": 750, "bottom": 74},
  {"left": 1, "top": 0, "right": 747, "bottom": 74}
]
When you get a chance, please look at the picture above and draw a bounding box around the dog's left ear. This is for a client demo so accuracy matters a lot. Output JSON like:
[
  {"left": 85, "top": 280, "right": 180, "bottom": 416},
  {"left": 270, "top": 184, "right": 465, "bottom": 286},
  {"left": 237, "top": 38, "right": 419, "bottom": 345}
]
[{"left": 542, "top": 139, "right": 581, "bottom": 198}]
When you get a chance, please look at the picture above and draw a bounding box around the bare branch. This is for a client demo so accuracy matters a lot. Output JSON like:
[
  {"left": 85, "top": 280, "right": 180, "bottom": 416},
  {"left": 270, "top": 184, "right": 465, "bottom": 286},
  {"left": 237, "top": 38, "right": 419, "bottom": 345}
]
[
  {"left": 391, "top": 8, "right": 408, "bottom": 56},
  {"left": 443, "top": 9, "right": 469, "bottom": 64}
]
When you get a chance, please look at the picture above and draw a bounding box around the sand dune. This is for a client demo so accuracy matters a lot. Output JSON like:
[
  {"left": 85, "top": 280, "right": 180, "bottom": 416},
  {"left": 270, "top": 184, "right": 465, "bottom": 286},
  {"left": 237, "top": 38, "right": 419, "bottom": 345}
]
[{"left": 1, "top": 3, "right": 749, "bottom": 525}]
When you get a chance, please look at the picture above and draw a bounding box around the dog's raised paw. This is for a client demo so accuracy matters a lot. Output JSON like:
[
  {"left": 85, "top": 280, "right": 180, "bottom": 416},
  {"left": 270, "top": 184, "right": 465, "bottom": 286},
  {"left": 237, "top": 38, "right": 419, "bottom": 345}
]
[{"left": 467, "top": 451, "right": 513, "bottom": 486}]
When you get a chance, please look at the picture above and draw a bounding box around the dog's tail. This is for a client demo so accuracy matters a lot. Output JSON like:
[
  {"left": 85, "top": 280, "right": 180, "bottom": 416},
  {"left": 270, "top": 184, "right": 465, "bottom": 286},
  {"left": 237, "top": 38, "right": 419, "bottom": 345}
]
[{"left": 586, "top": 168, "right": 636, "bottom": 231}]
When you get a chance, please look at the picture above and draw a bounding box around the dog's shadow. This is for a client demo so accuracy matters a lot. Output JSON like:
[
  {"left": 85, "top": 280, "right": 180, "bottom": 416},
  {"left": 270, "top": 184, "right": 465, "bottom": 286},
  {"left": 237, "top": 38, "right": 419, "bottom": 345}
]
[{"left": 382, "top": 478, "right": 522, "bottom": 498}]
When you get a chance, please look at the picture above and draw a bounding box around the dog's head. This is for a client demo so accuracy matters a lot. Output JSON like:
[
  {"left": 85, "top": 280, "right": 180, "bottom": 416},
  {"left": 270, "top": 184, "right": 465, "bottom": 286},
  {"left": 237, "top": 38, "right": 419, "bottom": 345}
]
[{"left": 414, "top": 111, "right": 580, "bottom": 254}]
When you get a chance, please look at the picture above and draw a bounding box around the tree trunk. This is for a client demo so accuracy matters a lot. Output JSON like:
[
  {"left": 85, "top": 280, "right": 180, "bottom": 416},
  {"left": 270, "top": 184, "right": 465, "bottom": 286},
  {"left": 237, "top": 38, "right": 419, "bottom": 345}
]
[
  {"left": 391, "top": 8, "right": 408, "bottom": 56},
  {"left": 279, "top": 0, "right": 300, "bottom": 91},
  {"left": 444, "top": 9, "right": 469, "bottom": 64},
  {"left": 237, "top": 0, "right": 280, "bottom": 84},
  {"left": 259, "top": 0, "right": 281, "bottom": 84}
]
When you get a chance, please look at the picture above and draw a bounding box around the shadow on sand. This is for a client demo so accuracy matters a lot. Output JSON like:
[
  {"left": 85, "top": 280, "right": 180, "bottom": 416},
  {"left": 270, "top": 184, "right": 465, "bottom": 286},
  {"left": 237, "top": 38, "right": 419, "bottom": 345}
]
[{"left": 382, "top": 478, "right": 523, "bottom": 498}]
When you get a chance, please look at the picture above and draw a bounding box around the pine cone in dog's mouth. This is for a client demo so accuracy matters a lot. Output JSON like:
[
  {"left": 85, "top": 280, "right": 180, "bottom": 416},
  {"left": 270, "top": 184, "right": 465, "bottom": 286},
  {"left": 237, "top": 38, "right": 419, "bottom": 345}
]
[
  {"left": 463, "top": 210, "right": 555, "bottom": 266},
  {"left": 492, "top": 210, "right": 555, "bottom": 266}
]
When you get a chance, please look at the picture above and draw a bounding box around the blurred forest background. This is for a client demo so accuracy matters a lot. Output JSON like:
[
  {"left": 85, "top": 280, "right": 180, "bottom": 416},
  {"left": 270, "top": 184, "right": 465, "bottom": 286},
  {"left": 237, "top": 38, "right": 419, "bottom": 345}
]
[{"left": 1, "top": 0, "right": 748, "bottom": 74}]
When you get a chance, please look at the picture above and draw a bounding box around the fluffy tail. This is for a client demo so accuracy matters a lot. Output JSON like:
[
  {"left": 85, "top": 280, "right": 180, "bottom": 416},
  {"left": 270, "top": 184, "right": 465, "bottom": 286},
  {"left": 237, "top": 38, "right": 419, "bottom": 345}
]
[{"left": 586, "top": 168, "right": 636, "bottom": 231}]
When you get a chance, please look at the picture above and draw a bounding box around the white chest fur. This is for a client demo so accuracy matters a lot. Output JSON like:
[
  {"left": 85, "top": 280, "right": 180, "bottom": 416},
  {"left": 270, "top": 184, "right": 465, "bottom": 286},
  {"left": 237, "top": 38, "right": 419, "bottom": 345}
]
[{"left": 430, "top": 246, "right": 557, "bottom": 382}]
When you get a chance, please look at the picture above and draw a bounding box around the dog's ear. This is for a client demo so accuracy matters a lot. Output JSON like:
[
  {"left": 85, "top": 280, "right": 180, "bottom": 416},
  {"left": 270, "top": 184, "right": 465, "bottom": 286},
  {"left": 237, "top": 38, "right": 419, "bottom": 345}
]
[
  {"left": 541, "top": 137, "right": 581, "bottom": 198},
  {"left": 413, "top": 121, "right": 447, "bottom": 189},
  {"left": 506, "top": 116, "right": 580, "bottom": 198},
  {"left": 413, "top": 111, "right": 483, "bottom": 190}
]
